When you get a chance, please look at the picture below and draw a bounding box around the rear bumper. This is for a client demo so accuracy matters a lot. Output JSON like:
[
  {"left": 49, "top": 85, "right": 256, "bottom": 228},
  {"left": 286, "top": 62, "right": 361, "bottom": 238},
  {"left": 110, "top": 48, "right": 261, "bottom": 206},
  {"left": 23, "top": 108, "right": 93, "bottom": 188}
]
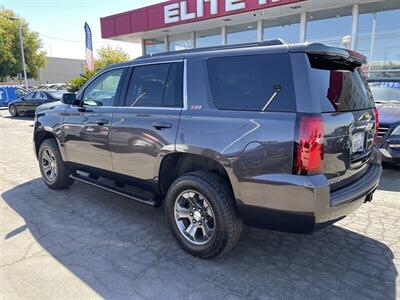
[{"left": 236, "top": 161, "right": 382, "bottom": 234}]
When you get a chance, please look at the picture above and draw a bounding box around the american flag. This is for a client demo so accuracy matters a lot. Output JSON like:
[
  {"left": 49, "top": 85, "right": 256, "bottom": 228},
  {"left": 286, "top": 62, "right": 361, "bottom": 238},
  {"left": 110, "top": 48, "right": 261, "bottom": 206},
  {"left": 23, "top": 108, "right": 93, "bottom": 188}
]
[{"left": 84, "top": 22, "right": 94, "bottom": 71}]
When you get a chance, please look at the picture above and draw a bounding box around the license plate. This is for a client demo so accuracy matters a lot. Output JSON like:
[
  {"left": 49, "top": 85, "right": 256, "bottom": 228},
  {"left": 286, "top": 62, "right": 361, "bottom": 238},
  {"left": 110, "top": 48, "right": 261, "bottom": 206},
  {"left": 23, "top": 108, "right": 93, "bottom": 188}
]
[{"left": 352, "top": 132, "right": 365, "bottom": 153}]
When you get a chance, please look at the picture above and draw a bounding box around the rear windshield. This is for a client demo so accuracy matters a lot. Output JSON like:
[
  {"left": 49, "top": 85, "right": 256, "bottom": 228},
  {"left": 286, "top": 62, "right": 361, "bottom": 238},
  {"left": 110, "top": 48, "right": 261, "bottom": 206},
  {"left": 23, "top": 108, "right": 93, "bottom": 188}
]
[
  {"left": 308, "top": 55, "right": 374, "bottom": 112},
  {"left": 207, "top": 54, "right": 296, "bottom": 112}
]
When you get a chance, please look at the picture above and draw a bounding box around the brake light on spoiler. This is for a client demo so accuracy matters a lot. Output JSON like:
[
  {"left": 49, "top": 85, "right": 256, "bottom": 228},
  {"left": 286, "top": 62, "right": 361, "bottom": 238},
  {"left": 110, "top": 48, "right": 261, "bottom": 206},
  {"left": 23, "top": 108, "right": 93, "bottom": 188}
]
[{"left": 294, "top": 114, "right": 325, "bottom": 176}]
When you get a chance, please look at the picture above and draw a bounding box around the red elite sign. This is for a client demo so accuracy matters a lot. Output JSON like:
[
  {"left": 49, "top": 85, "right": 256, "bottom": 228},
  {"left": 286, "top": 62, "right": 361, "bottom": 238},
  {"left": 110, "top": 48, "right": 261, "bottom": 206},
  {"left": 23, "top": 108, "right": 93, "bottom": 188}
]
[{"left": 101, "top": 0, "right": 305, "bottom": 38}]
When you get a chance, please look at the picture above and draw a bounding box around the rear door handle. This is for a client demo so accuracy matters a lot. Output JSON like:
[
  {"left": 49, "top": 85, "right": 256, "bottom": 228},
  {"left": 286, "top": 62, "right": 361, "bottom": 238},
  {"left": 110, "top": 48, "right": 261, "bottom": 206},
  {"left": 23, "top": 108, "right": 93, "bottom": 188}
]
[{"left": 152, "top": 122, "right": 172, "bottom": 129}]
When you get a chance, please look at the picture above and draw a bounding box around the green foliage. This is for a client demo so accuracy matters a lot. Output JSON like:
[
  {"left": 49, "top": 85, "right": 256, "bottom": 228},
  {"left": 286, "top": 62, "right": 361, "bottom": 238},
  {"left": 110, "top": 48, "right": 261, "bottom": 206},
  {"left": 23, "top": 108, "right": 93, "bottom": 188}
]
[
  {"left": 0, "top": 7, "right": 47, "bottom": 81},
  {"left": 66, "top": 46, "right": 130, "bottom": 92},
  {"left": 66, "top": 69, "right": 96, "bottom": 92},
  {"left": 94, "top": 46, "right": 130, "bottom": 70}
]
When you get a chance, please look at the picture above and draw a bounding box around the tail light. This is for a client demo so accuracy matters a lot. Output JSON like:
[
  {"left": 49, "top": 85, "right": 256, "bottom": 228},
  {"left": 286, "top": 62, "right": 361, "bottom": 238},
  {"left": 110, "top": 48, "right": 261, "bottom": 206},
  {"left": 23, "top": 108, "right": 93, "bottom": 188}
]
[
  {"left": 294, "top": 114, "right": 325, "bottom": 176},
  {"left": 373, "top": 107, "right": 379, "bottom": 145}
]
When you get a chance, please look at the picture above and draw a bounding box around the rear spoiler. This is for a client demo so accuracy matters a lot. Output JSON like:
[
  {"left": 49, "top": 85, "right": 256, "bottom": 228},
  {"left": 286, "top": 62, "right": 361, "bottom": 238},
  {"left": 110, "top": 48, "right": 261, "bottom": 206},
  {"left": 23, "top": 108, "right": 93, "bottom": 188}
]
[{"left": 290, "top": 43, "right": 367, "bottom": 68}]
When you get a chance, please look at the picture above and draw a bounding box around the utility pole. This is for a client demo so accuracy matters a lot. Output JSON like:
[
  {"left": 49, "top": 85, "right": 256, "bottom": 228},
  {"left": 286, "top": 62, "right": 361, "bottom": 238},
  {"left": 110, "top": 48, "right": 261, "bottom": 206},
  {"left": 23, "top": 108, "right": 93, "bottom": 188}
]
[{"left": 18, "top": 24, "right": 29, "bottom": 90}]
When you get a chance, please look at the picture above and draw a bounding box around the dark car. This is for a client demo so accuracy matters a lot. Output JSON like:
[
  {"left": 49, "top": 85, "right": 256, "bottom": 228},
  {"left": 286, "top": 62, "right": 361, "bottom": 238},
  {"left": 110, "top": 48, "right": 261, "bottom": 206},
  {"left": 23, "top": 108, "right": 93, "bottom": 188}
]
[
  {"left": 368, "top": 78, "right": 400, "bottom": 165},
  {"left": 8, "top": 90, "right": 63, "bottom": 117},
  {"left": 33, "top": 41, "right": 382, "bottom": 258}
]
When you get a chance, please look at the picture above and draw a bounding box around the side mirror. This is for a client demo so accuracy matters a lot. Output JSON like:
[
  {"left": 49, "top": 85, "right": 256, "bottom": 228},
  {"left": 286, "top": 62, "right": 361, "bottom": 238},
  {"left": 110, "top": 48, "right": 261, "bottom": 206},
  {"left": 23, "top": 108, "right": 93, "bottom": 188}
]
[{"left": 62, "top": 93, "right": 82, "bottom": 106}]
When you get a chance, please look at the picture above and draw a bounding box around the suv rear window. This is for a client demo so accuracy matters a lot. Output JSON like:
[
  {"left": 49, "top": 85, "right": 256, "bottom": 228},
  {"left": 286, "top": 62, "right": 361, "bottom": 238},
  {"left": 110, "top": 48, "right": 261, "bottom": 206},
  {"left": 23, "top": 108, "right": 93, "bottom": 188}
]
[
  {"left": 308, "top": 55, "right": 374, "bottom": 112},
  {"left": 207, "top": 54, "right": 296, "bottom": 112}
]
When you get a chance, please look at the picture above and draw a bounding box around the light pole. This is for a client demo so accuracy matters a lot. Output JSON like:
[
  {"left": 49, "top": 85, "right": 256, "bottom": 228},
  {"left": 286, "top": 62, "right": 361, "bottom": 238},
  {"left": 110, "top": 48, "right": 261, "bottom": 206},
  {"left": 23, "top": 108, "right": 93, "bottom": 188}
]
[{"left": 4, "top": 16, "right": 29, "bottom": 90}]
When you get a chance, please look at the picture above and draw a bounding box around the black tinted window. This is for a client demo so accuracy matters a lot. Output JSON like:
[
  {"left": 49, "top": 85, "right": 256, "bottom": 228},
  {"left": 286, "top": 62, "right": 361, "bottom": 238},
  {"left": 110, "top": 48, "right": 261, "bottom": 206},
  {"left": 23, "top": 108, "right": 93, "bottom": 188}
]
[
  {"left": 207, "top": 54, "right": 296, "bottom": 112},
  {"left": 308, "top": 54, "right": 374, "bottom": 112},
  {"left": 126, "top": 63, "right": 183, "bottom": 108}
]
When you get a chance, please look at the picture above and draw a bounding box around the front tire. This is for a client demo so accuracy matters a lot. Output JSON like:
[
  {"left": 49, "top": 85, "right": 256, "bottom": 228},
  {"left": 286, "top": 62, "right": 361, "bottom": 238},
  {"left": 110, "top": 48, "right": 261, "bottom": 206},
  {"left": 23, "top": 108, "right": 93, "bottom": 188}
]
[
  {"left": 38, "top": 139, "right": 74, "bottom": 190},
  {"left": 165, "top": 171, "right": 242, "bottom": 258},
  {"left": 9, "top": 105, "right": 18, "bottom": 117}
]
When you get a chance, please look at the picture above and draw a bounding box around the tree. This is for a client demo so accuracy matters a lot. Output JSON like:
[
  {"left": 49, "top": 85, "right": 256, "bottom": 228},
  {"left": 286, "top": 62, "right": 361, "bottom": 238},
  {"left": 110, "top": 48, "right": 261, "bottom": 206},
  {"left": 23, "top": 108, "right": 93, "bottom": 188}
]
[
  {"left": 0, "top": 7, "right": 46, "bottom": 81},
  {"left": 66, "top": 46, "right": 130, "bottom": 92}
]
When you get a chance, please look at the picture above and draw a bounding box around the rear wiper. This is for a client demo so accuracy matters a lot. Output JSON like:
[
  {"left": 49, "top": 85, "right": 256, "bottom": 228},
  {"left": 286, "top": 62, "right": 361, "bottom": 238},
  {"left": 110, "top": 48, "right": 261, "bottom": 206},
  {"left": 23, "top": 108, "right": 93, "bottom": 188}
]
[{"left": 261, "top": 85, "right": 282, "bottom": 112}]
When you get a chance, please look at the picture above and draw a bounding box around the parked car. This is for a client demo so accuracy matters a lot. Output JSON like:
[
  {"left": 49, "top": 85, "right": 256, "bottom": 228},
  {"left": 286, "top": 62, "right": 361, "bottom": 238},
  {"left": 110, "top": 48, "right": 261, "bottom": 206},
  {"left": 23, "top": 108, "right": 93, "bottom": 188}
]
[
  {"left": 0, "top": 85, "right": 27, "bottom": 107},
  {"left": 34, "top": 41, "right": 382, "bottom": 258},
  {"left": 38, "top": 83, "right": 66, "bottom": 92},
  {"left": 368, "top": 78, "right": 400, "bottom": 165},
  {"left": 8, "top": 90, "right": 62, "bottom": 117}
]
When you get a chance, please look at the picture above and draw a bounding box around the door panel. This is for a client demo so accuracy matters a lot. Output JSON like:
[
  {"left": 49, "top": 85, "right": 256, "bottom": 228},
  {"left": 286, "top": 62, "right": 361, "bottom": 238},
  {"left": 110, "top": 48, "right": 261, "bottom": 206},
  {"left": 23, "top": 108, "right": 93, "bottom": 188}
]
[
  {"left": 62, "top": 107, "right": 115, "bottom": 171},
  {"left": 109, "top": 108, "right": 180, "bottom": 180},
  {"left": 109, "top": 61, "right": 184, "bottom": 181},
  {"left": 61, "top": 68, "right": 127, "bottom": 171}
]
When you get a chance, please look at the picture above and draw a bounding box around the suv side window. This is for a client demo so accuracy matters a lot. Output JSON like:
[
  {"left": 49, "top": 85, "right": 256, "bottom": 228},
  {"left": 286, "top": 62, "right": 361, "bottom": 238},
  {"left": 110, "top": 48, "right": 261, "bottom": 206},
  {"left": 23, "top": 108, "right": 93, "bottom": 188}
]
[
  {"left": 126, "top": 62, "right": 183, "bottom": 108},
  {"left": 207, "top": 54, "right": 296, "bottom": 112},
  {"left": 82, "top": 69, "right": 124, "bottom": 106}
]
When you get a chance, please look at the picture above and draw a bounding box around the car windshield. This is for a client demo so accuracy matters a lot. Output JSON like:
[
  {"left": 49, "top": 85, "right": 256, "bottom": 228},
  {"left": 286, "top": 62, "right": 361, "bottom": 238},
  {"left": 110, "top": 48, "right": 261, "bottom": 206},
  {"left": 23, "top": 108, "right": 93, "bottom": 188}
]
[{"left": 368, "top": 81, "right": 400, "bottom": 103}]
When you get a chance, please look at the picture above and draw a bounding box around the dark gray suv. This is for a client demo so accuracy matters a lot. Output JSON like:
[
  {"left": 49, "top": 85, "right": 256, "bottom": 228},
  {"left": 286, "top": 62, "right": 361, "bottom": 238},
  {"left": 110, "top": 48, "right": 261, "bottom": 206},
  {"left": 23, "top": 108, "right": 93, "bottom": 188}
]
[{"left": 34, "top": 40, "right": 382, "bottom": 258}]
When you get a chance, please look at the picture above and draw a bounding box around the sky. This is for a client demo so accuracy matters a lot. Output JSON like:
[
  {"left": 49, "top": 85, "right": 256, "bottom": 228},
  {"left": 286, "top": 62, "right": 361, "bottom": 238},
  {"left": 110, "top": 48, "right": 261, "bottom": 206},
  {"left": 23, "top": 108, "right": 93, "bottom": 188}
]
[{"left": 1, "top": 0, "right": 162, "bottom": 60}]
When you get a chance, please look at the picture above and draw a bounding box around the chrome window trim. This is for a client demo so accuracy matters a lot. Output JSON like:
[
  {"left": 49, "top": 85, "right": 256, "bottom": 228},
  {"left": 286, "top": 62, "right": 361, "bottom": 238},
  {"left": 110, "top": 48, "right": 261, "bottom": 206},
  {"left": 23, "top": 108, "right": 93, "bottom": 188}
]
[
  {"left": 125, "top": 59, "right": 187, "bottom": 111},
  {"left": 77, "top": 59, "right": 187, "bottom": 111}
]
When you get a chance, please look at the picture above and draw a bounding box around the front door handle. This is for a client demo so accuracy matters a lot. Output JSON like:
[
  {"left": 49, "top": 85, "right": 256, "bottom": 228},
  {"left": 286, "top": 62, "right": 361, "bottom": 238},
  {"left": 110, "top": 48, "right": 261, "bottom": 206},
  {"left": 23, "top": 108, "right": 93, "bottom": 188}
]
[
  {"left": 152, "top": 122, "right": 172, "bottom": 130},
  {"left": 94, "top": 119, "right": 109, "bottom": 126}
]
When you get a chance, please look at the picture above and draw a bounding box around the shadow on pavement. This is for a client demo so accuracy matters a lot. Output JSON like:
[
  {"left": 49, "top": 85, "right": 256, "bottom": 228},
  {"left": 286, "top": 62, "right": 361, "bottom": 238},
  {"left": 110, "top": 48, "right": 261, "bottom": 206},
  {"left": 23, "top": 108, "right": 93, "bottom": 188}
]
[
  {"left": 378, "top": 165, "right": 400, "bottom": 193},
  {"left": 2, "top": 176, "right": 397, "bottom": 299}
]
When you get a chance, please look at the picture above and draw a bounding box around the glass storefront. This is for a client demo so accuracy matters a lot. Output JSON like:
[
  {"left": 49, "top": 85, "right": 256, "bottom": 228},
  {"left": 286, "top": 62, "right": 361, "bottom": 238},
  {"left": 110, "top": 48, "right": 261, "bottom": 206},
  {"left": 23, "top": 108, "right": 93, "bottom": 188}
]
[
  {"left": 143, "top": 1, "right": 400, "bottom": 76},
  {"left": 357, "top": 7, "right": 400, "bottom": 74},
  {"left": 169, "top": 33, "right": 193, "bottom": 51},
  {"left": 263, "top": 15, "right": 300, "bottom": 43},
  {"left": 306, "top": 7, "right": 353, "bottom": 48},
  {"left": 144, "top": 38, "right": 165, "bottom": 55},
  {"left": 227, "top": 22, "right": 257, "bottom": 45},
  {"left": 196, "top": 28, "right": 222, "bottom": 48}
]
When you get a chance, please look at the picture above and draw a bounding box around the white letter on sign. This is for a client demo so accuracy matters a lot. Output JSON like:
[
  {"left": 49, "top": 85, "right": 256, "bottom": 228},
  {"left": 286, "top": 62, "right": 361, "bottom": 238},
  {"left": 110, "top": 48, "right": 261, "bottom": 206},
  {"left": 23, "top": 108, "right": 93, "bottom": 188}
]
[
  {"left": 181, "top": 1, "right": 196, "bottom": 20},
  {"left": 207, "top": 0, "right": 218, "bottom": 15},
  {"left": 197, "top": 0, "right": 204, "bottom": 18},
  {"left": 226, "top": 0, "right": 245, "bottom": 12},
  {"left": 164, "top": 3, "right": 180, "bottom": 24}
]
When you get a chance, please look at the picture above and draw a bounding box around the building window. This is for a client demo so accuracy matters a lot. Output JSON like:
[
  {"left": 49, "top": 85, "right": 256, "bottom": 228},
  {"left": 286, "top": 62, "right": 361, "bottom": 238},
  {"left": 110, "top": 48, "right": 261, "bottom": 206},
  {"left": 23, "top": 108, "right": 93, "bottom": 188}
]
[
  {"left": 196, "top": 28, "right": 222, "bottom": 48},
  {"left": 306, "top": 7, "right": 353, "bottom": 48},
  {"left": 169, "top": 33, "right": 193, "bottom": 51},
  {"left": 357, "top": 4, "right": 400, "bottom": 74},
  {"left": 144, "top": 38, "right": 165, "bottom": 55},
  {"left": 263, "top": 15, "right": 300, "bottom": 43},
  {"left": 227, "top": 22, "right": 257, "bottom": 45}
]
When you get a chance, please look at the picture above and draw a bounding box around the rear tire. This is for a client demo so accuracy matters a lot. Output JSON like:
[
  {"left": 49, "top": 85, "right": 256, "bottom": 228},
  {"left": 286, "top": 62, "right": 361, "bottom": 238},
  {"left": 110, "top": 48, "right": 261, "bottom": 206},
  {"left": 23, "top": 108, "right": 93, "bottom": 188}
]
[
  {"left": 165, "top": 171, "right": 242, "bottom": 258},
  {"left": 38, "top": 139, "right": 74, "bottom": 190},
  {"left": 9, "top": 105, "right": 18, "bottom": 117}
]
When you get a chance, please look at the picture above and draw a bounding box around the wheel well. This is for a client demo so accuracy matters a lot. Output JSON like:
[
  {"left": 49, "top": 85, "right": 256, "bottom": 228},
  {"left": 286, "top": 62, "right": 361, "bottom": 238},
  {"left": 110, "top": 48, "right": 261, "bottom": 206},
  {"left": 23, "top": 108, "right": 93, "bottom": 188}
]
[
  {"left": 159, "top": 153, "right": 233, "bottom": 196},
  {"left": 34, "top": 131, "right": 55, "bottom": 156}
]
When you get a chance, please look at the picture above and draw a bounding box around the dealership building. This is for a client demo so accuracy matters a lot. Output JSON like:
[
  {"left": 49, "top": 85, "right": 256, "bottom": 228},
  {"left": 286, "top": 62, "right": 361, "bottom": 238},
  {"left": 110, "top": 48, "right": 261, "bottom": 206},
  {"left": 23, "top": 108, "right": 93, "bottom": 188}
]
[{"left": 101, "top": 0, "right": 400, "bottom": 73}]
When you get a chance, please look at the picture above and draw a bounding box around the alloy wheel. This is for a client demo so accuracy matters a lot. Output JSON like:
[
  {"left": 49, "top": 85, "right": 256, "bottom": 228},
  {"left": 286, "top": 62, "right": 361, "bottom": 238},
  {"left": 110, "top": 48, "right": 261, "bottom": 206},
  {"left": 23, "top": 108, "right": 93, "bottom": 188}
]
[
  {"left": 174, "top": 190, "right": 215, "bottom": 245},
  {"left": 41, "top": 148, "right": 57, "bottom": 182},
  {"left": 9, "top": 106, "right": 16, "bottom": 116}
]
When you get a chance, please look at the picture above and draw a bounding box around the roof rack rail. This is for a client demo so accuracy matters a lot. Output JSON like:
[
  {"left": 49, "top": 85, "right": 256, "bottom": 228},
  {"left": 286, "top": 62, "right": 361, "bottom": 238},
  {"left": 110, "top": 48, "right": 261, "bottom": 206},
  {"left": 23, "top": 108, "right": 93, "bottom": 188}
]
[{"left": 138, "top": 39, "right": 286, "bottom": 59}]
